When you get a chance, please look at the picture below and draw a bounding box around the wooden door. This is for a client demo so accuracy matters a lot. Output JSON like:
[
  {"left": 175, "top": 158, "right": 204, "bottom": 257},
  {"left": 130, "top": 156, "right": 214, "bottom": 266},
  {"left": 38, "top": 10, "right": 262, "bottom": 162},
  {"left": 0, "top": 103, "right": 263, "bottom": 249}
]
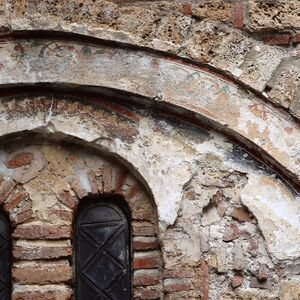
[
  {"left": 0, "top": 213, "right": 10, "bottom": 300},
  {"left": 75, "top": 201, "right": 131, "bottom": 300}
]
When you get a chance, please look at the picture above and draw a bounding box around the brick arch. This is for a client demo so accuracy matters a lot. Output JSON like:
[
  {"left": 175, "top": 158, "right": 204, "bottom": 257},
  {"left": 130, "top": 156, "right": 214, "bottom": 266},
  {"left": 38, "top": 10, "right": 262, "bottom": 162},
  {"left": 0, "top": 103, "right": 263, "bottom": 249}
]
[
  {"left": 0, "top": 35, "right": 299, "bottom": 188},
  {"left": 0, "top": 140, "right": 163, "bottom": 299}
]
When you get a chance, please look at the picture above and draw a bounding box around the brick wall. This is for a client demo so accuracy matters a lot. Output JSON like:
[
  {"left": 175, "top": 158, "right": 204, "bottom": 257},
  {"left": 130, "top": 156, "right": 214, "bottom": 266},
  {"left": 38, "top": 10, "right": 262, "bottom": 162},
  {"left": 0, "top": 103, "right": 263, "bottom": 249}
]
[{"left": 0, "top": 143, "right": 163, "bottom": 299}]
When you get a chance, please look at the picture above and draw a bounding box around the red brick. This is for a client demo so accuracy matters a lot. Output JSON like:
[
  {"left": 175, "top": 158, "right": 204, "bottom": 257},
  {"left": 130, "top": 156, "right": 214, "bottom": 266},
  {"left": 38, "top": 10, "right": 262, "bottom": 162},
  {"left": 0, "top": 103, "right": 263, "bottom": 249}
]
[
  {"left": 6, "top": 152, "right": 33, "bottom": 168},
  {"left": 134, "top": 269, "right": 160, "bottom": 286},
  {"left": 232, "top": 207, "right": 252, "bottom": 222},
  {"left": 4, "top": 191, "right": 27, "bottom": 212},
  {"left": 133, "top": 251, "right": 161, "bottom": 269},
  {"left": 164, "top": 278, "right": 193, "bottom": 293},
  {"left": 199, "top": 259, "right": 209, "bottom": 300},
  {"left": 183, "top": 2, "right": 192, "bottom": 16},
  {"left": 134, "top": 286, "right": 161, "bottom": 300},
  {"left": 126, "top": 185, "right": 141, "bottom": 201},
  {"left": 88, "top": 170, "right": 98, "bottom": 194},
  {"left": 115, "top": 171, "right": 128, "bottom": 194},
  {"left": 248, "top": 238, "right": 259, "bottom": 256},
  {"left": 133, "top": 222, "right": 156, "bottom": 236},
  {"left": 250, "top": 277, "right": 271, "bottom": 289},
  {"left": 223, "top": 223, "right": 245, "bottom": 242},
  {"left": 57, "top": 191, "right": 78, "bottom": 209},
  {"left": 133, "top": 237, "right": 159, "bottom": 251},
  {"left": 12, "top": 261, "right": 72, "bottom": 284},
  {"left": 163, "top": 268, "right": 194, "bottom": 279},
  {"left": 48, "top": 209, "right": 73, "bottom": 221},
  {"left": 12, "top": 224, "right": 72, "bottom": 239},
  {"left": 103, "top": 165, "right": 112, "bottom": 193},
  {"left": 256, "top": 265, "right": 268, "bottom": 281},
  {"left": 12, "top": 285, "right": 72, "bottom": 300},
  {"left": 234, "top": 2, "right": 244, "bottom": 29},
  {"left": 0, "top": 179, "right": 17, "bottom": 204},
  {"left": 13, "top": 243, "right": 72, "bottom": 260},
  {"left": 10, "top": 204, "right": 33, "bottom": 225},
  {"left": 293, "top": 32, "right": 300, "bottom": 44},
  {"left": 231, "top": 275, "right": 244, "bottom": 289},
  {"left": 132, "top": 211, "right": 155, "bottom": 222},
  {"left": 263, "top": 34, "right": 291, "bottom": 45}
]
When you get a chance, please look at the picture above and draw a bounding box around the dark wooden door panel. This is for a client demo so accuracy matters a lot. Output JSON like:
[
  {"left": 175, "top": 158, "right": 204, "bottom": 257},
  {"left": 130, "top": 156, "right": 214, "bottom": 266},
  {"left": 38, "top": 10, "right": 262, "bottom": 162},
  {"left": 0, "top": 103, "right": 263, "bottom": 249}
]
[
  {"left": 75, "top": 202, "right": 131, "bottom": 300},
  {"left": 0, "top": 213, "right": 11, "bottom": 300}
]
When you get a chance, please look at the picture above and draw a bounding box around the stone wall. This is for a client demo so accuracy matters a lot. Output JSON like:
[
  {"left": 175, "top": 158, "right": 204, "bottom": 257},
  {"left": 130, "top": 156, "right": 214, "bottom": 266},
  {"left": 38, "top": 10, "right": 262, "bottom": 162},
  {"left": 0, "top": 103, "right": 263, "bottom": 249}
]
[{"left": 0, "top": 1, "right": 299, "bottom": 299}]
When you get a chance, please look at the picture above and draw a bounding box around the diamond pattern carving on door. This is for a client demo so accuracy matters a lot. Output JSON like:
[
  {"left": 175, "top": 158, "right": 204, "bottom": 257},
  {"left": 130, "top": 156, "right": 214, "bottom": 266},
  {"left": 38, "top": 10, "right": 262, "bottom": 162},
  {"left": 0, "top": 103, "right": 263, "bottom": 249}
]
[
  {"left": 75, "top": 201, "right": 131, "bottom": 300},
  {"left": 0, "top": 213, "right": 10, "bottom": 300}
]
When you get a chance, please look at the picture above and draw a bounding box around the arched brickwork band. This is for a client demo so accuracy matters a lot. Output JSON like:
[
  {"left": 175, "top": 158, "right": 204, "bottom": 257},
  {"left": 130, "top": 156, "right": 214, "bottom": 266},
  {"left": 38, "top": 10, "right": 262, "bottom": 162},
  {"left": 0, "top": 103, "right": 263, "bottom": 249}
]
[{"left": 0, "top": 37, "right": 299, "bottom": 192}]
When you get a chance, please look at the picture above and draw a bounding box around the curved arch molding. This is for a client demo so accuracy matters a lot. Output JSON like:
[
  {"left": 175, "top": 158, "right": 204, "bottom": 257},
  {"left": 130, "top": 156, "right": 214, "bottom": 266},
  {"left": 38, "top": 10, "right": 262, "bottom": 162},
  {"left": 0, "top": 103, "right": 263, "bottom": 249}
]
[{"left": 0, "top": 39, "right": 299, "bottom": 180}]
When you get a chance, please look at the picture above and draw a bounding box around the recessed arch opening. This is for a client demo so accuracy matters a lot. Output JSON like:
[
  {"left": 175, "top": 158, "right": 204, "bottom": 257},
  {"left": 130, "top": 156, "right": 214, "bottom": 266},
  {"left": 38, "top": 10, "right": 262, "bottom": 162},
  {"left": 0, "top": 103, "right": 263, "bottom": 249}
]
[{"left": 74, "top": 194, "right": 132, "bottom": 299}]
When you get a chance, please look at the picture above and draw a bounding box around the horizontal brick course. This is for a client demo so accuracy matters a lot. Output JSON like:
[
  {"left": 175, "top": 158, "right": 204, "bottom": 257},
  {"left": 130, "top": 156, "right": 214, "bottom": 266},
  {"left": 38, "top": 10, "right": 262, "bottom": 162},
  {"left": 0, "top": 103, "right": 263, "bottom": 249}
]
[
  {"left": 164, "top": 278, "right": 193, "bottom": 293},
  {"left": 133, "top": 222, "right": 156, "bottom": 236},
  {"left": 4, "top": 191, "right": 27, "bottom": 212},
  {"left": 12, "top": 261, "right": 72, "bottom": 284},
  {"left": 12, "top": 224, "right": 72, "bottom": 239},
  {"left": 10, "top": 204, "right": 33, "bottom": 225},
  {"left": 12, "top": 284, "right": 72, "bottom": 300},
  {"left": 134, "top": 285, "right": 161, "bottom": 300},
  {"left": 134, "top": 269, "right": 161, "bottom": 287},
  {"left": 133, "top": 251, "right": 161, "bottom": 269},
  {"left": 133, "top": 237, "right": 159, "bottom": 251},
  {"left": 13, "top": 241, "right": 72, "bottom": 260},
  {"left": 57, "top": 191, "right": 78, "bottom": 209},
  {"left": 163, "top": 268, "right": 195, "bottom": 279}
]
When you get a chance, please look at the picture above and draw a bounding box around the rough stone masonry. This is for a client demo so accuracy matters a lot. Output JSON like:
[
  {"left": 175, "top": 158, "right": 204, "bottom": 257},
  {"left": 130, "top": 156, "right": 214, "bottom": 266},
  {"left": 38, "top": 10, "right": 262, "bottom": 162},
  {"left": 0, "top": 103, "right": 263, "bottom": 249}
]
[{"left": 0, "top": 1, "right": 299, "bottom": 300}]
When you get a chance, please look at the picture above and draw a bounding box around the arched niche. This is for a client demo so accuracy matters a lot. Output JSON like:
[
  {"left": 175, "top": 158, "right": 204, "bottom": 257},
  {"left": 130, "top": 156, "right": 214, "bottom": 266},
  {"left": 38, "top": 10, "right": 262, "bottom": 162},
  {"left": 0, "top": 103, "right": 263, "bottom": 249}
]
[{"left": 0, "top": 136, "right": 162, "bottom": 299}]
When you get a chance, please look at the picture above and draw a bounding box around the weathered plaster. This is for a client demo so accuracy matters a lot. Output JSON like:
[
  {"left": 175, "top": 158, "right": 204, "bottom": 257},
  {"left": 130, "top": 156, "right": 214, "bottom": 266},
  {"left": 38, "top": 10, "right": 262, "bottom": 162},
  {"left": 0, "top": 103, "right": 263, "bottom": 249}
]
[
  {"left": 241, "top": 175, "right": 300, "bottom": 261},
  {"left": 0, "top": 95, "right": 299, "bottom": 298},
  {"left": 0, "top": 40, "right": 299, "bottom": 186}
]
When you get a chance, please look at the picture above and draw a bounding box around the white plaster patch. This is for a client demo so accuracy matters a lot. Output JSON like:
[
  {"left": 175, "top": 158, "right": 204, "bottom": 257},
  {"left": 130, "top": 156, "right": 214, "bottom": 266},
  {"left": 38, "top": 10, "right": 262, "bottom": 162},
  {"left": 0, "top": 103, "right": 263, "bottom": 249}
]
[{"left": 241, "top": 174, "right": 300, "bottom": 261}]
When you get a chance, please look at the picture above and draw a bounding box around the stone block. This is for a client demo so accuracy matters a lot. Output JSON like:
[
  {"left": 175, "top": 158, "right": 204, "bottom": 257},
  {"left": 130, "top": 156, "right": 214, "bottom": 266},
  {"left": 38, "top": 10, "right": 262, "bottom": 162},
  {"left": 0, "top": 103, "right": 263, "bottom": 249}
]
[
  {"left": 193, "top": 1, "right": 234, "bottom": 23},
  {"left": 280, "top": 280, "right": 300, "bottom": 300},
  {"left": 266, "top": 57, "right": 300, "bottom": 108},
  {"left": 247, "top": 0, "right": 300, "bottom": 32}
]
